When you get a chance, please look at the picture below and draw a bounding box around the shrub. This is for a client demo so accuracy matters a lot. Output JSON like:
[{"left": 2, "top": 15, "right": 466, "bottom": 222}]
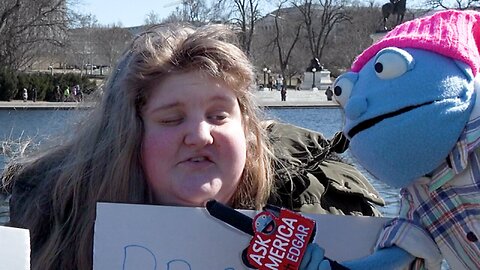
[
  {"left": 13, "top": 72, "right": 98, "bottom": 101},
  {"left": 0, "top": 69, "right": 18, "bottom": 101}
]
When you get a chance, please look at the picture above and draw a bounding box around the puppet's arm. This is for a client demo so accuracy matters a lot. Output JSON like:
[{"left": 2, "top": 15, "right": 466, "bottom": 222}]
[{"left": 301, "top": 244, "right": 415, "bottom": 270}]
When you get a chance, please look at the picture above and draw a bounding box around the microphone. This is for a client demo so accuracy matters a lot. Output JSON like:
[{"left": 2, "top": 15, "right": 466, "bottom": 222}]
[
  {"left": 205, "top": 199, "right": 350, "bottom": 270},
  {"left": 205, "top": 199, "right": 254, "bottom": 236}
]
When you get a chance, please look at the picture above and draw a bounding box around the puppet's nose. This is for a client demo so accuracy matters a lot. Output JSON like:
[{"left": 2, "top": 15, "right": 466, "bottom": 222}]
[{"left": 345, "top": 96, "right": 368, "bottom": 120}]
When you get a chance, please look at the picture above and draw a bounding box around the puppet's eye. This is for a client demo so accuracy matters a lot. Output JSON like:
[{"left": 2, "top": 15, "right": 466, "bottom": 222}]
[
  {"left": 333, "top": 76, "right": 355, "bottom": 107},
  {"left": 374, "top": 47, "right": 414, "bottom": 80}
]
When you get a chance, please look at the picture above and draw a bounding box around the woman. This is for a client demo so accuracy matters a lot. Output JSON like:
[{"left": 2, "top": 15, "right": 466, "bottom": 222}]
[{"left": 2, "top": 23, "right": 382, "bottom": 269}]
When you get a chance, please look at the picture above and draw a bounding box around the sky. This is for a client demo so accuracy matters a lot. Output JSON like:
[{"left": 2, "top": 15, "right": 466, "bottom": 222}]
[
  {"left": 72, "top": 0, "right": 427, "bottom": 28},
  {"left": 72, "top": 0, "right": 279, "bottom": 27},
  {"left": 72, "top": 0, "right": 181, "bottom": 27}
]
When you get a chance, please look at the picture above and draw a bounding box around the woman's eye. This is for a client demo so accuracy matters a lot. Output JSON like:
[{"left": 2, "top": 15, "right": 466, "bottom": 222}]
[
  {"left": 158, "top": 118, "right": 183, "bottom": 125},
  {"left": 374, "top": 48, "right": 414, "bottom": 80},
  {"left": 209, "top": 113, "right": 228, "bottom": 122}
]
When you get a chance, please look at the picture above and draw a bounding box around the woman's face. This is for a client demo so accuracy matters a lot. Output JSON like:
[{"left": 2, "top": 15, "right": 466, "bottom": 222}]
[{"left": 141, "top": 71, "right": 247, "bottom": 207}]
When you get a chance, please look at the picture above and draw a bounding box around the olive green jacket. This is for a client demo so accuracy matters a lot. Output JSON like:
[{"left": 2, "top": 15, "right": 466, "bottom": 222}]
[{"left": 265, "top": 121, "right": 384, "bottom": 216}]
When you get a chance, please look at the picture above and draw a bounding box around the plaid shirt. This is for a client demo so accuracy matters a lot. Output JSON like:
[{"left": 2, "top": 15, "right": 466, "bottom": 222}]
[{"left": 376, "top": 114, "right": 480, "bottom": 269}]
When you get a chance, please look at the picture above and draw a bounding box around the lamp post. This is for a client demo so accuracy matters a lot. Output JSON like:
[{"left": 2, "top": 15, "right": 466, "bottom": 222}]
[
  {"left": 311, "top": 67, "right": 317, "bottom": 91},
  {"left": 262, "top": 67, "right": 268, "bottom": 91},
  {"left": 267, "top": 69, "right": 272, "bottom": 90}
]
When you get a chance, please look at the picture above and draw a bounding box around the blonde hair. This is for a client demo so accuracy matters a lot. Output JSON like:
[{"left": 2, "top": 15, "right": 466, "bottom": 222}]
[{"left": 5, "top": 23, "right": 273, "bottom": 269}]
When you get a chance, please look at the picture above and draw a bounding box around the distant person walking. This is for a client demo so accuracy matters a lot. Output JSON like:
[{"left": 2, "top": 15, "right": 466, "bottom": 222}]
[
  {"left": 296, "top": 77, "right": 302, "bottom": 90},
  {"left": 281, "top": 87, "right": 287, "bottom": 101},
  {"left": 268, "top": 76, "right": 274, "bottom": 91},
  {"left": 64, "top": 86, "right": 70, "bottom": 101},
  {"left": 325, "top": 86, "right": 333, "bottom": 101},
  {"left": 55, "top": 85, "right": 61, "bottom": 102},
  {"left": 22, "top": 88, "right": 28, "bottom": 102},
  {"left": 276, "top": 75, "right": 283, "bottom": 91},
  {"left": 72, "top": 85, "right": 78, "bottom": 101},
  {"left": 74, "top": 85, "right": 83, "bottom": 102},
  {"left": 32, "top": 87, "right": 37, "bottom": 102},
  {"left": 78, "top": 87, "right": 84, "bottom": 102}
]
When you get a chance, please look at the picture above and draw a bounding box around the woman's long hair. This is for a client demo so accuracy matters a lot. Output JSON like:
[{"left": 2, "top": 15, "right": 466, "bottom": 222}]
[{"left": 4, "top": 23, "right": 273, "bottom": 269}]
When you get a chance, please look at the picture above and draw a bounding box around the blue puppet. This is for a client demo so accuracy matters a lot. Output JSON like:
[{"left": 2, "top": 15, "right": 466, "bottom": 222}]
[{"left": 301, "top": 10, "right": 480, "bottom": 270}]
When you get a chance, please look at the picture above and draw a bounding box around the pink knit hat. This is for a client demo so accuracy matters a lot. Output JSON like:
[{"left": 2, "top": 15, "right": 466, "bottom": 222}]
[{"left": 351, "top": 10, "right": 480, "bottom": 76}]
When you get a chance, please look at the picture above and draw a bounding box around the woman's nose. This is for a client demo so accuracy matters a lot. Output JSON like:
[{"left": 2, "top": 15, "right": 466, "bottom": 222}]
[{"left": 183, "top": 120, "right": 214, "bottom": 146}]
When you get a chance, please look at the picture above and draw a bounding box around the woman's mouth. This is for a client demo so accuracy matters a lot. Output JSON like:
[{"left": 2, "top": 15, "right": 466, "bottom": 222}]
[{"left": 189, "top": 156, "right": 208, "bottom": 162}]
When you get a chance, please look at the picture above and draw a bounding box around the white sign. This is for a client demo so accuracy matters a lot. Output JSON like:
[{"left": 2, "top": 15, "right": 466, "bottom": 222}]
[
  {"left": 94, "top": 203, "right": 389, "bottom": 270},
  {"left": 0, "top": 226, "right": 30, "bottom": 270}
]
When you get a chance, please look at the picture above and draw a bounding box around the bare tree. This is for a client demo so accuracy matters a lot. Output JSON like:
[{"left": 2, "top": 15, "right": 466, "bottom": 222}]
[
  {"left": 144, "top": 10, "right": 162, "bottom": 25},
  {"left": 161, "top": 0, "right": 232, "bottom": 24},
  {"left": 162, "top": 11, "right": 184, "bottom": 23},
  {"left": 63, "top": 12, "right": 99, "bottom": 76},
  {"left": 0, "top": 0, "right": 70, "bottom": 70},
  {"left": 209, "top": 0, "right": 233, "bottom": 22},
  {"left": 226, "top": 0, "right": 263, "bottom": 54},
  {"left": 271, "top": 1, "right": 304, "bottom": 81},
  {"left": 165, "top": 0, "right": 262, "bottom": 53},
  {"left": 163, "top": 0, "right": 211, "bottom": 23},
  {"left": 322, "top": 4, "right": 379, "bottom": 75},
  {"left": 95, "top": 25, "right": 132, "bottom": 70},
  {"left": 69, "top": 10, "right": 99, "bottom": 28},
  {"left": 182, "top": 0, "right": 206, "bottom": 22},
  {"left": 293, "top": 0, "right": 351, "bottom": 64}
]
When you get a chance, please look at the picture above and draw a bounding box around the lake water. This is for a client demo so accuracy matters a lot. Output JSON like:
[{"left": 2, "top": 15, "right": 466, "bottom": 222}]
[{"left": 0, "top": 107, "right": 400, "bottom": 221}]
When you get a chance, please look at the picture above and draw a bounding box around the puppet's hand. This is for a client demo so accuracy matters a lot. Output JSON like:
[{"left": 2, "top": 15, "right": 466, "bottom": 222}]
[
  {"left": 300, "top": 243, "right": 332, "bottom": 270},
  {"left": 342, "top": 246, "right": 415, "bottom": 270}
]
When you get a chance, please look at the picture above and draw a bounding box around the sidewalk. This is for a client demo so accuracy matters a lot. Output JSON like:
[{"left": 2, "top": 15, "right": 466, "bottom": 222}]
[
  {"left": 0, "top": 101, "right": 94, "bottom": 110},
  {"left": 253, "top": 89, "right": 338, "bottom": 107},
  {"left": 0, "top": 89, "right": 339, "bottom": 109}
]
